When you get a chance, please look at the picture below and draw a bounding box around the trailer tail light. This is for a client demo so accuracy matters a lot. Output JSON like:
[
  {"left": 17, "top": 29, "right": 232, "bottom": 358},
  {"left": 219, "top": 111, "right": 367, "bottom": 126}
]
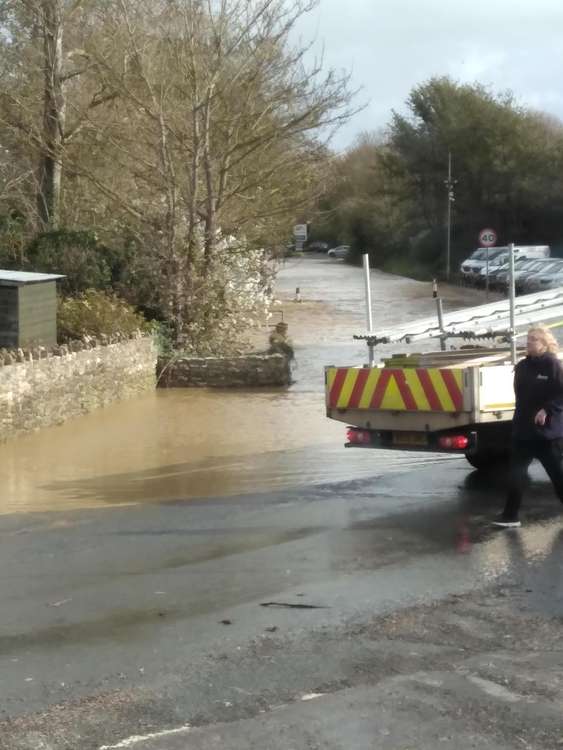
[
  {"left": 346, "top": 427, "right": 372, "bottom": 445},
  {"left": 438, "top": 435, "right": 469, "bottom": 450}
]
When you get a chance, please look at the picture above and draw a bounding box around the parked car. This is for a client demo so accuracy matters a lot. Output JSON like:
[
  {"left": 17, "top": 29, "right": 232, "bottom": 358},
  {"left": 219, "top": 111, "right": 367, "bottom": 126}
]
[
  {"left": 542, "top": 271, "right": 563, "bottom": 290},
  {"left": 495, "top": 258, "right": 555, "bottom": 293},
  {"left": 477, "top": 255, "right": 545, "bottom": 288},
  {"left": 306, "top": 241, "right": 330, "bottom": 252},
  {"left": 477, "top": 258, "right": 526, "bottom": 290},
  {"left": 327, "top": 245, "right": 350, "bottom": 259},
  {"left": 514, "top": 259, "right": 563, "bottom": 295},
  {"left": 519, "top": 259, "right": 563, "bottom": 294},
  {"left": 460, "top": 247, "right": 508, "bottom": 283},
  {"left": 461, "top": 244, "right": 550, "bottom": 284},
  {"left": 476, "top": 256, "right": 515, "bottom": 287}
]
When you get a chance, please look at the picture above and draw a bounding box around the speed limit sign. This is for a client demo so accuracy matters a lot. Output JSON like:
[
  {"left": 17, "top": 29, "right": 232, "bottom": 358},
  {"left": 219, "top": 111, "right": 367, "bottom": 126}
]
[{"left": 479, "top": 228, "right": 497, "bottom": 247}]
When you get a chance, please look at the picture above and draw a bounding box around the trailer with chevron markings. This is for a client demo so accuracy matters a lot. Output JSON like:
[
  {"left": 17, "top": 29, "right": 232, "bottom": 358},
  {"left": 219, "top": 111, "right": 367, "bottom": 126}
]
[
  {"left": 325, "top": 271, "right": 563, "bottom": 470},
  {"left": 326, "top": 351, "right": 517, "bottom": 469}
]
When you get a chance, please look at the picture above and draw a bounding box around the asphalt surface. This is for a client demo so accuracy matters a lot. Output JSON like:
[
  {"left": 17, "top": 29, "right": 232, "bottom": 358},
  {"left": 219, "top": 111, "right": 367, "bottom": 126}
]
[
  {"left": 1, "top": 256, "right": 562, "bottom": 749},
  {"left": 2, "top": 455, "right": 563, "bottom": 749}
]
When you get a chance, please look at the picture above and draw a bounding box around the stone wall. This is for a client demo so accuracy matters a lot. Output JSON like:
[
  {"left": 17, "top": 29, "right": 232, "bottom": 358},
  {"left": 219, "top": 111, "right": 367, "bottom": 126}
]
[
  {"left": 157, "top": 353, "right": 291, "bottom": 388},
  {"left": 0, "top": 333, "right": 157, "bottom": 441}
]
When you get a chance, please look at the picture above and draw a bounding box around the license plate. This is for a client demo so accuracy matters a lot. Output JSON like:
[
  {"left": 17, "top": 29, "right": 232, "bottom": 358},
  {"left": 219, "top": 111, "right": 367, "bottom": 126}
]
[{"left": 391, "top": 431, "right": 428, "bottom": 447}]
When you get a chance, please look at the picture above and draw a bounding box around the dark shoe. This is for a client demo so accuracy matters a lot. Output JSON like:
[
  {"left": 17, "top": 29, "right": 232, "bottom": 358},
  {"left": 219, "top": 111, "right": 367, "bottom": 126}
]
[{"left": 491, "top": 514, "right": 521, "bottom": 528}]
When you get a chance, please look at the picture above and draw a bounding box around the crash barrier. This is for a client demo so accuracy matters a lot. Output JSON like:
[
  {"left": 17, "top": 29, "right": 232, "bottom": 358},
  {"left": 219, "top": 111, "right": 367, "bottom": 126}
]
[
  {"left": 157, "top": 353, "right": 291, "bottom": 388},
  {"left": 0, "top": 332, "right": 156, "bottom": 441}
]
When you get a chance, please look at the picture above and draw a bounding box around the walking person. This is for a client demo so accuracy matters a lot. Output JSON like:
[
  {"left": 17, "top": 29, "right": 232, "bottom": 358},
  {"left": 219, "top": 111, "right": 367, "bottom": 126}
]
[{"left": 493, "top": 326, "right": 563, "bottom": 528}]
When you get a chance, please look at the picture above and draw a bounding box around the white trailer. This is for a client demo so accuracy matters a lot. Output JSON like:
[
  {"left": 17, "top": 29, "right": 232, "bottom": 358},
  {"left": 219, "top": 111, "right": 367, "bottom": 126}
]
[{"left": 325, "top": 254, "right": 563, "bottom": 470}]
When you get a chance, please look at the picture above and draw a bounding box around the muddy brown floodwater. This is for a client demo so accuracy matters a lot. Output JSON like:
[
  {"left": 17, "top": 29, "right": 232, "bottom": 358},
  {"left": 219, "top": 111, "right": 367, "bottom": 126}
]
[{"left": 0, "top": 256, "right": 490, "bottom": 514}]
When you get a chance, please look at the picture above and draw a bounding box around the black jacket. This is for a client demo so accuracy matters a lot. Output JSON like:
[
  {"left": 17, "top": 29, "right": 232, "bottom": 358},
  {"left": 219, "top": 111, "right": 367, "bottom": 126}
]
[{"left": 512, "top": 352, "right": 563, "bottom": 440}]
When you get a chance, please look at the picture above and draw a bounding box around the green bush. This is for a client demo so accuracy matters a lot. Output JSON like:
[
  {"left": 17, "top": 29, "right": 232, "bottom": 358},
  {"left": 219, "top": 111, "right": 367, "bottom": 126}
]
[
  {"left": 57, "top": 290, "right": 150, "bottom": 342},
  {"left": 150, "top": 320, "right": 175, "bottom": 357},
  {"left": 26, "top": 229, "right": 113, "bottom": 294}
]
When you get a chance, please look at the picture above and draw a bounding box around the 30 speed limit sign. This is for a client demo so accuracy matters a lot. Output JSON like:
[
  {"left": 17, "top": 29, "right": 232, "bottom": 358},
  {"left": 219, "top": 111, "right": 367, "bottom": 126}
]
[{"left": 479, "top": 228, "right": 497, "bottom": 247}]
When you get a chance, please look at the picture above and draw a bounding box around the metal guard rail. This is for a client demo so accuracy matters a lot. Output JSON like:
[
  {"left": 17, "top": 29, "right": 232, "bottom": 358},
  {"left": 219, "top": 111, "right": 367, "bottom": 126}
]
[{"left": 353, "top": 286, "right": 563, "bottom": 346}]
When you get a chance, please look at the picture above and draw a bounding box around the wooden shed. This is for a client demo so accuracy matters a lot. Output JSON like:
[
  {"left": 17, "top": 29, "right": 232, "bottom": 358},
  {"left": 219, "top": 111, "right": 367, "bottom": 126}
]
[{"left": 0, "top": 270, "right": 65, "bottom": 349}]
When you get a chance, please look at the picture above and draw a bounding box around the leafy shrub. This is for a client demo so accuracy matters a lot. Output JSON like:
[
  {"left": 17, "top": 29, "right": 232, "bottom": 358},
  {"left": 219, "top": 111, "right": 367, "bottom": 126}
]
[
  {"left": 57, "top": 290, "right": 150, "bottom": 342},
  {"left": 177, "top": 243, "right": 274, "bottom": 355},
  {"left": 380, "top": 227, "right": 445, "bottom": 280},
  {"left": 26, "top": 229, "right": 113, "bottom": 294},
  {"left": 150, "top": 320, "right": 175, "bottom": 357}
]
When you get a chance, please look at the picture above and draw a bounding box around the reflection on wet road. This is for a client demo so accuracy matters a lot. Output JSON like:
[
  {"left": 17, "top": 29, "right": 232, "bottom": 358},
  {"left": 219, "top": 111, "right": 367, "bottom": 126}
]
[{"left": 0, "top": 388, "right": 450, "bottom": 512}]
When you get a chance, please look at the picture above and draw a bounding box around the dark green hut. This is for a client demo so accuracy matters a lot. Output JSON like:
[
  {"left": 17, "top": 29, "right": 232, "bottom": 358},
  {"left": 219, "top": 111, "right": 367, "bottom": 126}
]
[{"left": 0, "top": 271, "right": 64, "bottom": 348}]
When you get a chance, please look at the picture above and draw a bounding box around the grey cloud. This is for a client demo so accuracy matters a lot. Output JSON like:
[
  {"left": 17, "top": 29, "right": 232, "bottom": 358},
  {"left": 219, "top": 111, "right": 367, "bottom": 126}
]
[{"left": 297, "top": 0, "right": 563, "bottom": 149}]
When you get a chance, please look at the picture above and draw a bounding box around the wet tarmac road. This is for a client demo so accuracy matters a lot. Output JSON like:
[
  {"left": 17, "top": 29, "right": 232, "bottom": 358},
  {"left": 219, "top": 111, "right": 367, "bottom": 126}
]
[
  {"left": 1, "top": 457, "right": 563, "bottom": 749},
  {"left": 1, "top": 256, "right": 562, "bottom": 749}
]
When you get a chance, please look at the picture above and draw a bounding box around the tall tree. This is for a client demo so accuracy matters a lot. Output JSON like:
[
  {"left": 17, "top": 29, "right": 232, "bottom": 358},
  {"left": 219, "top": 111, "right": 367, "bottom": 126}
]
[
  {"left": 0, "top": 0, "right": 355, "bottom": 348},
  {"left": 0, "top": 0, "right": 117, "bottom": 230},
  {"left": 387, "top": 78, "right": 563, "bottom": 263},
  {"left": 315, "top": 78, "right": 563, "bottom": 277},
  {"left": 75, "top": 0, "right": 355, "bottom": 342},
  {"left": 37, "top": 0, "right": 65, "bottom": 227}
]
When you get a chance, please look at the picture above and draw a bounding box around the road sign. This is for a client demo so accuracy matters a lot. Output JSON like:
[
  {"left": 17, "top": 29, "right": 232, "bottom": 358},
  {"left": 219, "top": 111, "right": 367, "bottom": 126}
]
[
  {"left": 293, "top": 224, "right": 307, "bottom": 241},
  {"left": 479, "top": 228, "right": 497, "bottom": 247}
]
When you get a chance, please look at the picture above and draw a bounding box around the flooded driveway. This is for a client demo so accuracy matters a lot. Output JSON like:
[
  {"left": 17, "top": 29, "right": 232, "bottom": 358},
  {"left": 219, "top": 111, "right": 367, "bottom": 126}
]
[{"left": 0, "top": 255, "right": 482, "bottom": 514}]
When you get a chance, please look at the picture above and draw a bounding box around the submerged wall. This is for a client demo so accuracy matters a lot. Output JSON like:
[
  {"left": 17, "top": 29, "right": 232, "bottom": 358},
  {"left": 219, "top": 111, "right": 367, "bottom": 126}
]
[
  {"left": 0, "top": 333, "right": 157, "bottom": 441},
  {"left": 157, "top": 353, "right": 291, "bottom": 388}
]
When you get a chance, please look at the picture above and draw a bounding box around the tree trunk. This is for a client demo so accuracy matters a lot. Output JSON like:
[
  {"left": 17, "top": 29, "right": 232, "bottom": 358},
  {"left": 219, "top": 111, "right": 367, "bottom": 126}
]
[
  {"left": 201, "top": 87, "right": 217, "bottom": 272},
  {"left": 37, "top": 0, "right": 65, "bottom": 229}
]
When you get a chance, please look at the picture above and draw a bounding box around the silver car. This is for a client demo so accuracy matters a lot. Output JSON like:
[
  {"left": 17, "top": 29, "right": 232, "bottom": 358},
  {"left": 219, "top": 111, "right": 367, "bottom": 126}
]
[
  {"left": 542, "top": 272, "right": 563, "bottom": 290},
  {"left": 521, "top": 259, "right": 563, "bottom": 293},
  {"left": 494, "top": 258, "right": 548, "bottom": 291},
  {"left": 327, "top": 245, "right": 350, "bottom": 259},
  {"left": 481, "top": 258, "right": 530, "bottom": 289}
]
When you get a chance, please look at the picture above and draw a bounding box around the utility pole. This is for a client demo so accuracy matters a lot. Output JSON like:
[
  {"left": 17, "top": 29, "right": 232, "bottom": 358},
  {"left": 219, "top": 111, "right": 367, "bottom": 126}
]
[{"left": 444, "top": 152, "right": 456, "bottom": 280}]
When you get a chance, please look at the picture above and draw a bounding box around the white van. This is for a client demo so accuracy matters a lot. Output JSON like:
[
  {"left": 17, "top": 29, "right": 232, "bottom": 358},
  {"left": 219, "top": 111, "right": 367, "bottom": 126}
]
[
  {"left": 512, "top": 245, "right": 550, "bottom": 259},
  {"left": 460, "top": 247, "right": 508, "bottom": 281}
]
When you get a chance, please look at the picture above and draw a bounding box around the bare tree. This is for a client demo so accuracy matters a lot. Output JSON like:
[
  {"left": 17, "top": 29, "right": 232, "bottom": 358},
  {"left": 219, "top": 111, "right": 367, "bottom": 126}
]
[
  {"left": 75, "top": 0, "right": 357, "bottom": 341},
  {"left": 0, "top": 0, "right": 357, "bottom": 348},
  {"left": 0, "top": 0, "right": 117, "bottom": 230}
]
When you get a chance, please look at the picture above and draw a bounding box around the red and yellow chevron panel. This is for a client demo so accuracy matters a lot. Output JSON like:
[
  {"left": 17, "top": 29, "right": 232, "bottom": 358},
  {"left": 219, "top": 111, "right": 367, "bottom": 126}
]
[{"left": 326, "top": 367, "right": 464, "bottom": 412}]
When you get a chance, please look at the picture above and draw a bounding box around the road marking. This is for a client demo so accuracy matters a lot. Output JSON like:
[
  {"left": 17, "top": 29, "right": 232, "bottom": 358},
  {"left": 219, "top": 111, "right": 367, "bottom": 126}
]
[{"left": 99, "top": 725, "right": 191, "bottom": 749}]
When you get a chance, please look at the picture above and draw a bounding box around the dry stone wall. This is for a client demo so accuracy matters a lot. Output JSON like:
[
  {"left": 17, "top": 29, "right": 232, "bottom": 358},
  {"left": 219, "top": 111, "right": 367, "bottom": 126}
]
[
  {"left": 0, "top": 333, "right": 157, "bottom": 441},
  {"left": 157, "top": 353, "right": 291, "bottom": 388}
]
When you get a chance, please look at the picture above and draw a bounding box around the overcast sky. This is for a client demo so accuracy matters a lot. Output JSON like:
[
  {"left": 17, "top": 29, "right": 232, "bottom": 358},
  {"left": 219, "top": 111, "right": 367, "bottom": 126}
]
[{"left": 297, "top": 0, "right": 563, "bottom": 151}]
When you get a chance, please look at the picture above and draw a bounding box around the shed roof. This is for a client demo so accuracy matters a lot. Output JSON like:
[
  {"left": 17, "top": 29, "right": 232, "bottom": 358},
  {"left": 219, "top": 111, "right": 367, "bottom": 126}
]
[{"left": 0, "top": 270, "right": 65, "bottom": 287}]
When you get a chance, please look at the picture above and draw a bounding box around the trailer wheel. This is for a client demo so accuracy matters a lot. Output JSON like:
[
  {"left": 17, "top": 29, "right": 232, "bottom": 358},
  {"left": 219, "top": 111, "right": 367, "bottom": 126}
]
[{"left": 464, "top": 451, "right": 509, "bottom": 471}]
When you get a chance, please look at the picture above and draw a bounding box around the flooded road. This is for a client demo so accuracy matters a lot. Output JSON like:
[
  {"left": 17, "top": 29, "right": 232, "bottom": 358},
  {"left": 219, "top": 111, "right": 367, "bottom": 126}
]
[
  {"left": 2, "top": 256, "right": 563, "bottom": 750},
  {"left": 0, "top": 255, "right": 486, "bottom": 514}
]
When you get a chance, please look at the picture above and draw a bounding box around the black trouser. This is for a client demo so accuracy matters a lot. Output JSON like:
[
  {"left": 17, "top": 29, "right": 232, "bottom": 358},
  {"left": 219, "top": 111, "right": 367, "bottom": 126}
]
[{"left": 504, "top": 438, "right": 563, "bottom": 518}]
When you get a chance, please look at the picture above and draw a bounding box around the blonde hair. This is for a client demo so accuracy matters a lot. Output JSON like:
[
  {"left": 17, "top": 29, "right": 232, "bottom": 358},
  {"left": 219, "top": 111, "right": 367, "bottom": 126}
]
[{"left": 528, "top": 326, "right": 559, "bottom": 354}]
